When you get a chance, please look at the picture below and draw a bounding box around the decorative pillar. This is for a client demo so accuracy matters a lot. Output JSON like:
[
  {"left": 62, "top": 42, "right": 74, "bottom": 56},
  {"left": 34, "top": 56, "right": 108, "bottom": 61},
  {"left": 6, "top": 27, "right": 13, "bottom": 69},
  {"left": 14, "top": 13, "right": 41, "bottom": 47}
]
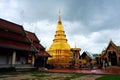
[
  {"left": 12, "top": 51, "right": 16, "bottom": 67},
  {"left": 32, "top": 54, "right": 35, "bottom": 66}
]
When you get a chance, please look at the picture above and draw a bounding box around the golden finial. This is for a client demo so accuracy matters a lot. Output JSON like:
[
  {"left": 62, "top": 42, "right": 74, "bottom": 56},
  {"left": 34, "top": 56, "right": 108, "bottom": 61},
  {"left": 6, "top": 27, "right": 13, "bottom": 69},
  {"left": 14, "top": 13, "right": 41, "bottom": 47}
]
[
  {"left": 58, "top": 9, "right": 62, "bottom": 24},
  {"left": 59, "top": 8, "right": 61, "bottom": 16}
]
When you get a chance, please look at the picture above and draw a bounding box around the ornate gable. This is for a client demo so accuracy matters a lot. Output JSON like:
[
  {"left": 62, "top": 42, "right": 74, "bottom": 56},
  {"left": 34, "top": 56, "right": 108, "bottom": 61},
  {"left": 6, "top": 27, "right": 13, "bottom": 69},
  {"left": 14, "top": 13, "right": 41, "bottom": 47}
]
[
  {"left": 107, "top": 40, "right": 117, "bottom": 51},
  {"left": 102, "top": 40, "right": 119, "bottom": 57}
]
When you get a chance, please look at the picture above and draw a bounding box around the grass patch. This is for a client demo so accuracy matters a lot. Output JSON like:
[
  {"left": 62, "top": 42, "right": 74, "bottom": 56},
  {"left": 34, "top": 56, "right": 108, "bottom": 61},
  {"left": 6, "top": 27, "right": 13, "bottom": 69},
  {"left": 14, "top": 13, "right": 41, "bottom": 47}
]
[
  {"left": 0, "top": 71, "right": 86, "bottom": 80},
  {"left": 0, "top": 72, "right": 19, "bottom": 75},
  {"left": 0, "top": 76, "right": 7, "bottom": 78},
  {"left": 21, "top": 78, "right": 42, "bottom": 80},
  {"left": 21, "top": 78, "right": 30, "bottom": 80},
  {"left": 32, "top": 74, "right": 49, "bottom": 77},
  {"left": 31, "top": 72, "right": 51, "bottom": 80},
  {"left": 29, "top": 71, "right": 40, "bottom": 74},
  {"left": 96, "top": 75, "right": 120, "bottom": 80},
  {"left": 65, "top": 74, "right": 85, "bottom": 80},
  {"left": 0, "top": 71, "right": 30, "bottom": 75},
  {"left": 0, "top": 75, "right": 18, "bottom": 79},
  {"left": 31, "top": 72, "right": 51, "bottom": 77},
  {"left": 52, "top": 76, "right": 64, "bottom": 80}
]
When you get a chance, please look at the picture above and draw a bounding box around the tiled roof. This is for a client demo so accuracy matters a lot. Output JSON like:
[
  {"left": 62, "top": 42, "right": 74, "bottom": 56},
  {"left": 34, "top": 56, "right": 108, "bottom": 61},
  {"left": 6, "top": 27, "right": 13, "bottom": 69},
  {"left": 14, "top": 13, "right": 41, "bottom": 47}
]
[
  {"left": 0, "top": 18, "right": 36, "bottom": 52},
  {"left": 0, "top": 38, "right": 35, "bottom": 52},
  {"left": 38, "top": 50, "right": 51, "bottom": 57},
  {"left": 26, "top": 31, "right": 39, "bottom": 42},
  {"left": 0, "top": 29, "right": 30, "bottom": 43},
  {"left": 26, "top": 31, "right": 51, "bottom": 57},
  {"left": 81, "top": 51, "right": 95, "bottom": 59},
  {"left": 0, "top": 18, "right": 25, "bottom": 35},
  {"left": 26, "top": 31, "right": 44, "bottom": 49}
]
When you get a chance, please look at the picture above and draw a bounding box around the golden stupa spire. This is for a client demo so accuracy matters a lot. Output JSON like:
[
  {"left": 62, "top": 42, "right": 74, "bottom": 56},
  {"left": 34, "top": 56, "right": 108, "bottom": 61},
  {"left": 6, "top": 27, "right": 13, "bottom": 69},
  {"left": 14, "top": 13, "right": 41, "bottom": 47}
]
[
  {"left": 58, "top": 9, "right": 62, "bottom": 25},
  {"left": 47, "top": 11, "right": 72, "bottom": 68},
  {"left": 56, "top": 9, "right": 64, "bottom": 32},
  {"left": 55, "top": 10, "right": 67, "bottom": 43}
]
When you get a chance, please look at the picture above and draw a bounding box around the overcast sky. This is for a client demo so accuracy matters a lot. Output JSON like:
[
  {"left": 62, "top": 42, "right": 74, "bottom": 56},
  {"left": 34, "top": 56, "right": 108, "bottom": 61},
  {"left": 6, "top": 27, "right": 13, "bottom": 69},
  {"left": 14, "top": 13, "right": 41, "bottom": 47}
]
[{"left": 0, "top": 0, "right": 120, "bottom": 54}]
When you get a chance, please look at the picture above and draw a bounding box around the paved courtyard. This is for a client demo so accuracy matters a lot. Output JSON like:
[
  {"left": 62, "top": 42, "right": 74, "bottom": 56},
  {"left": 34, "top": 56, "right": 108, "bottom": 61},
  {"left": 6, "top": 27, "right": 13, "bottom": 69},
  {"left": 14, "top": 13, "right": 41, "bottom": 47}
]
[
  {"left": 0, "top": 72, "right": 102, "bottom": 80},
  {"left": 0, "top": 66, "right": 120, "bottom": 80}
]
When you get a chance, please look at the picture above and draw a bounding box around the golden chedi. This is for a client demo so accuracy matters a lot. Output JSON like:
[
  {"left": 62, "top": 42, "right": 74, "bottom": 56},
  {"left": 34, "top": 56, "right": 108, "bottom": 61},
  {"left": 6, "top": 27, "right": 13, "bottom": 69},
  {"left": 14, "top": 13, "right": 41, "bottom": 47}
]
[{"left": 47, "top": 12, "right": 72, "bottom": 68}]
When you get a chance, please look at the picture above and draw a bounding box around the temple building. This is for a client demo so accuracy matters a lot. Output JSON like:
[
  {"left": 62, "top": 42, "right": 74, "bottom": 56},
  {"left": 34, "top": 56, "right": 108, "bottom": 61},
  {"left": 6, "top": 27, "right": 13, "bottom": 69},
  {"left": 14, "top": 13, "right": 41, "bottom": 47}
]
[
  {"left": 101, "top": 40, "right": 120, "bottom": 66},
  {"left": 47, "top": 13, "right": 72, "bottom": 68},
  {"left": 0, "top": 18, "right": 36, "bottom": 69},
  {"left": 26, "top": 31, "right": 51, "bottom": 68},
  {"left": 0, "top": 18, "right": 50, "bottom": 71},
  {"left": 80, "top": 51, "right": 96, "bottom": 67}
]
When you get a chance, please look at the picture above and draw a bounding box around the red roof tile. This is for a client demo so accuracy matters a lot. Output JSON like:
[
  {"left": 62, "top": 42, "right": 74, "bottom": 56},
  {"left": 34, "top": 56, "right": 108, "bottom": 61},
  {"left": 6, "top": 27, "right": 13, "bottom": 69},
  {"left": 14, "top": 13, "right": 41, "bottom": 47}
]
[
  {"left": 0, "top": 18, "right": 37, "bottom": 52},
  {"left": 0, "top": 18, "right": 25, "bottom": 35},
  {"left": 0, "top": 38, "right": 35, "bottom": 52},
  {"left": 0, "top": 29, "right": 30, "bottom": 43},
  {"left": 38, "top": 50, "right": 51, "bottom": 57},
  {"left": 33, "top": 42, "right": 41, "bottom": 49},
  {"left": 26, "top": 31, "right": 51, "bottom": 57},
  {"left": 26, "top": 31, "right": 39, "bottom": 42},
  {"left": 26, "top": 31, "right": 45, "bottom": 49}
]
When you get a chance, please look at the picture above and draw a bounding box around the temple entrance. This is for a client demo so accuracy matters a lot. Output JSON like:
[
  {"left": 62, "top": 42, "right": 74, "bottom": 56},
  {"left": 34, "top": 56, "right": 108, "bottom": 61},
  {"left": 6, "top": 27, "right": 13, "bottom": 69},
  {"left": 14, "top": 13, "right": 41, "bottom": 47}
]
[{"left": 108, "top": 51, "right": 117, "bottom": 65}]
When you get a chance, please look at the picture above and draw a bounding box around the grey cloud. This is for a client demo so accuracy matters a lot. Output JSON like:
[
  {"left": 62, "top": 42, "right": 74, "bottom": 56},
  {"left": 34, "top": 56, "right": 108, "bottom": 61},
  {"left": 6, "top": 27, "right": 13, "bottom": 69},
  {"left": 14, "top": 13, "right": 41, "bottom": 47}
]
[{"left": 1, "top": 0, "right": 120, "bottom": 53}]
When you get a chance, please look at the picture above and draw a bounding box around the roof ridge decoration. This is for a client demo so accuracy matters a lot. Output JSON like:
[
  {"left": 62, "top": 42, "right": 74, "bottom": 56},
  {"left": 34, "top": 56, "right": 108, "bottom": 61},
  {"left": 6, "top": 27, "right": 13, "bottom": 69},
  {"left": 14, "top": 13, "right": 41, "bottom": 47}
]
[{"left": 109, "top": 40, "right": 117, "bottom": 48}]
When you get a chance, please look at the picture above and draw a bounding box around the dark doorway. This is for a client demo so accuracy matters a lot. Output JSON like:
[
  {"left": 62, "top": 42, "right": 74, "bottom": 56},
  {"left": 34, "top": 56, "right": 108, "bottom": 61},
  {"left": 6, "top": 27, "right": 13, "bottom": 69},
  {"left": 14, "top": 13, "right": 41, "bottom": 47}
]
[{"left": 108, "top": 51, "right": 117, "bottom": 65}]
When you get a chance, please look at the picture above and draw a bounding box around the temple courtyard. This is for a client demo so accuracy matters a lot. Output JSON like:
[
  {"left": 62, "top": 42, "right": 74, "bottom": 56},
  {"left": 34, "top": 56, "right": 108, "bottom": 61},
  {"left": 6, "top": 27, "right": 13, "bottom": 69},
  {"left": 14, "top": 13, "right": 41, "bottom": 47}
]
[
  {"left": 0, "top": 72, "right": 119, "bottom": 80},
  {"left": 0, "top": 66, "right": 120, "bottom": 80},
  {"left": 0, "top": 72, "right": 101, "bottom": 80}
]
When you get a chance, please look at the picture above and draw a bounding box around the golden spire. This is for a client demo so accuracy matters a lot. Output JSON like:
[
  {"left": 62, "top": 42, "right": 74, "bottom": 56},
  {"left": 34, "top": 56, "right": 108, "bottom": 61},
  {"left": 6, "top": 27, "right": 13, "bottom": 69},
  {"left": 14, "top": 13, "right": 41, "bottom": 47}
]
[
  {"left": 58, "top": 9, "right": 62, "bottom": 24},
  {"left": 56, "top": 9, "right": 64, "bottom": 31},
  {"left": 47, "top": 11, "right": 72, "bottom": 68}
]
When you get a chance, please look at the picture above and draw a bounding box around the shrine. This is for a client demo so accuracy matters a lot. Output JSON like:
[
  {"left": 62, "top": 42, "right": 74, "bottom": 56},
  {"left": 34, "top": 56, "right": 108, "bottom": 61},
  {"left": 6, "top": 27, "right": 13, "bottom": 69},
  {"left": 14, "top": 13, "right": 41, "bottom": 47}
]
[
  {"left": 47, "top": 12, "right": 72, "bottom": 68},
  {"left": 101, "top": 40, "right": 120, "bottom": 66}
]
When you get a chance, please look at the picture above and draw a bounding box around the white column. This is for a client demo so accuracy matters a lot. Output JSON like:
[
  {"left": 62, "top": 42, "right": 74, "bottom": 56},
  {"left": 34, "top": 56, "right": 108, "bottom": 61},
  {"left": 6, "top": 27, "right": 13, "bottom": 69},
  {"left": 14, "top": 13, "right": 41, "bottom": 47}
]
[
  {"left": 32, "top": 54, "right": 35, "bottom": 66},
  {"left": 12, "top": 51, "right": 16, "bottom": 66}
]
